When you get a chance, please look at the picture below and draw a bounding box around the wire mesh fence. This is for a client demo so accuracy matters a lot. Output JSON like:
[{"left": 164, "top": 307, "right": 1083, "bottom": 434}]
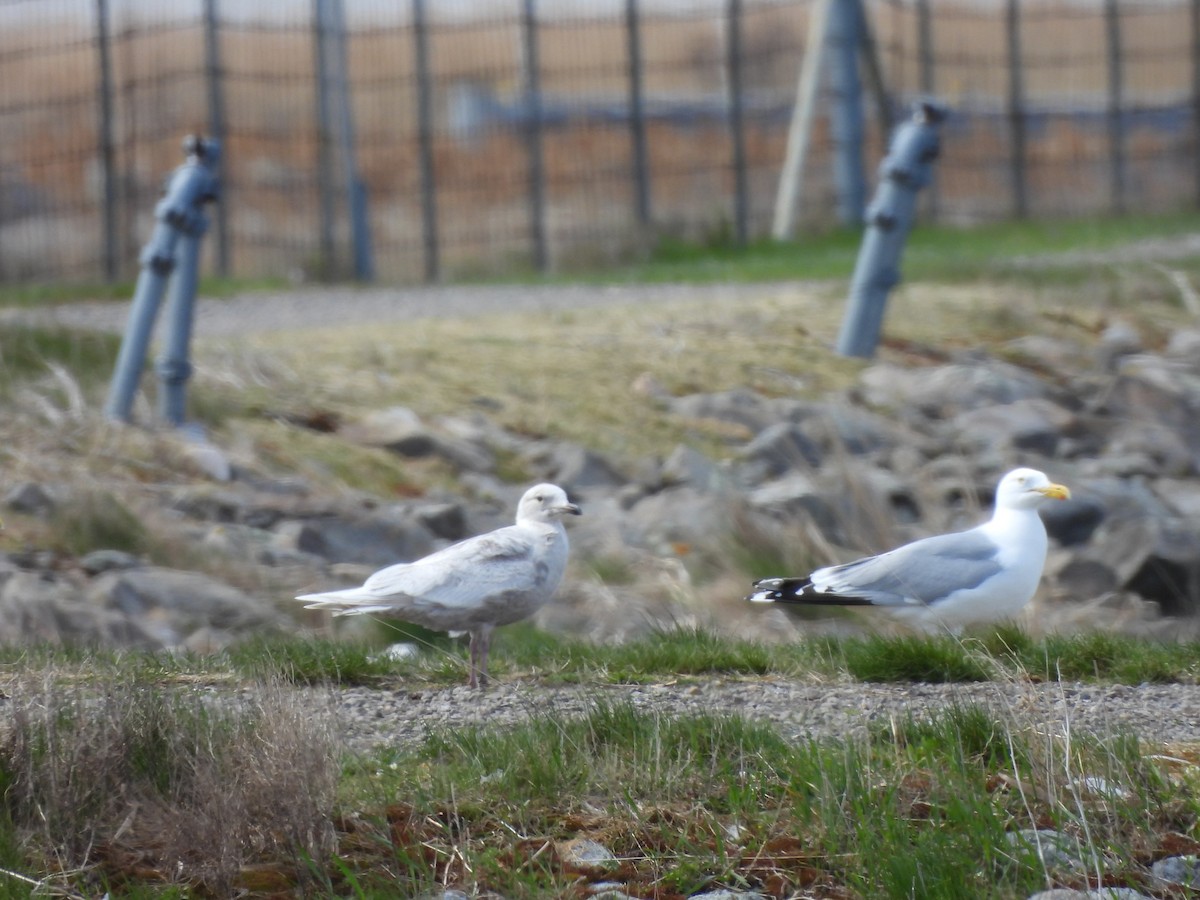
[{"left": 1, "top": 0, "right": 1198, "bottom": 286}]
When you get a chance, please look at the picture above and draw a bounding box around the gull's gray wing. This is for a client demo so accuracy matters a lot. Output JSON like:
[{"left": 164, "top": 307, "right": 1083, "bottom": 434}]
[
  {"left": 359, "top": 526, "right": 545, "bottom": 611},
  {"left": 810, "top": 529, "right": 1004, "bottom": 607}
]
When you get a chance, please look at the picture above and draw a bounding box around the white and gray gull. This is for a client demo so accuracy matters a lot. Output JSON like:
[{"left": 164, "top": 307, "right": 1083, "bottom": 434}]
[
  {"left": 748, "top": 467, "right": 1071, "bottom": 633},
  {"left": 297, "top": 483, "right": 580, "bottom": 687}
]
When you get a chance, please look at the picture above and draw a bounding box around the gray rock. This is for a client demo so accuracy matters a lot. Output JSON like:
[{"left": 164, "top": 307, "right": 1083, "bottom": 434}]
[
  {"left": 0, "top": 572, "right": 159, "bottom": 649},
  {"left": 586, "top": 884, "right": 635, "bottom": 899},
  {"left": 525, "top": 442, "right": 625, "bottom": 490},
  {"left": 87, "top": 566, "right": 288, "bottom": 647},
  {"left": 179, "top": 436, "right": 233, "bottom": 482},
  {"left": 1029, "top": 891, "right": 1151, "bottom": 900},
  {"left": 558, "top": 838, "right": 617, "bottom": 870},
  {"left": 833, "top": 464, "right": 923, "bottom": 530},
  {"left": 747, "top": 473, "right": 839, "bottom": 537},
  {"left": 1096, "top": 319, "right": 1143, "bottom": 369},
  {"left": 1155, "top": 478, "right": 1200, "bottom": 519},
  {"left": 1050, "top": 556, "right": 1119, "bottom": 599},
  {"left": 797, "top": 403, "right": 911, "bottom": 456},
  {"left": 414, "top": 502, "right": 467, "bottom": 541},
  {"left": 738, "top": 422, "right": 822, "bottom": 480},
  {"left": 1105, "top": 355, "right": 1200, "bottom": 469},
  {"left": 1088, "top": 515, "right": 1200, "bottom": 615},
  {"left": 669, "top": 389, "right": 788, "bottom": 437},
  {"left": 1039, "top": 495, "right": 1107, "bottom": 547},
  {"left": 1165, "top": 327, "right": 1200, "bottom": 359},
  {"left": 1003, "top": 334, "right": 1090, "bottom": 373},
  {"left": 342, "top": 406, "right": 493, "bottom": 472},
  {"left": 625, "top": 487, "right": 737, "bottom": 553},
  {"left": 661, "top": 444, "right": 723, "bottom": 491},
  {"left": 170, "top": 486, "right": 296, "bottom": 530},
  {"left": 1005, "top": 829, "right": 1088, "bottom": 873},
  {"left": 272, "top": 514, "right": 436, "bottom": 568},
  {"left": 1104, "top": 421, "right": 1194, "bottom": 477},
  {"left": 859, "top": 360, "right": 1047, "bottom": 419},
  {"left": 952, "top": 397, "right": 1076, "bottom": 457},
  {"left": 689, "top": 891, "right": 770, "bottom": 900},
  {"left": 79, "top": 549, "right": 142, "bottom": 575},
  {"left": 1152, "top": 854, "right": 1200, "bottom": 887},
  {"left": 341, "top": 405, "right": 425, "bottom": 447},
  {"left": 4, "top": 482, "right": 55, "bottom": 516}
]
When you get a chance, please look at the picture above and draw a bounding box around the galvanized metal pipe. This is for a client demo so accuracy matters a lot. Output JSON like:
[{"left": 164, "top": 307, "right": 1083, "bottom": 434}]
[
  {"left": 836, "top": 101, "right": 946, "bottom": 359},
  {"left": 105, "top": 137, "right": 220, "bottom": 424}
]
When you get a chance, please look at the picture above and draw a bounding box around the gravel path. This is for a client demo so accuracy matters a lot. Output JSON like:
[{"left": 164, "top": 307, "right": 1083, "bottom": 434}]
[
  {"left": 301, "top": 678, "right": 1200, "bottom": 755},
  {"left": 4, "top": 281, "right": 809, "bottom": 338}
]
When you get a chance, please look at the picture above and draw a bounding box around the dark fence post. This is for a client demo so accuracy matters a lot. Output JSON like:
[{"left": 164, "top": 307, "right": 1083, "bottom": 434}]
[
  {"left": 1105, "top": 0, "right": 1126, "bottom": 214},
  {"left": 726, "top": 0, "right": 749, "bottom": 245},
  {"left": 1005, "top": 0, "right": 1027, "bottom": 218},
  {"left": 521, "top": 0, "right": 548, "bottom": 272},
  {"left": 95, "top": 0, "right": 118, "bottom": 282},
  {"left": 915, "top": 0, "right": 939, "bottom": 218},
  {"left": 626, "top": 0, "right": 651, "bottom": 226},
  {"left": 313, "top": 0, "right": 336, "bottom": 278},
  {"left": 203, "top": 0, "right": 230, "bottom": 278},
  {"left": 330, "top": 0, "right": 373, "bottom": 281},
  {"left": 413, "top": 0, "right": 440, "bottom": 282},
  {"left": 1193, "top": 0, "right": 1200, "bottom": 208},
  {"left": 828, "top": 0, "right": 866, "bottom": 227}
]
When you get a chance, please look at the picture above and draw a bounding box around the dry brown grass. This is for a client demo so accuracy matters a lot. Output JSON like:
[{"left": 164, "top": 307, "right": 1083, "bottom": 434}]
[{"left": 0, "top": 671, "right": 339, "bottom": 895}]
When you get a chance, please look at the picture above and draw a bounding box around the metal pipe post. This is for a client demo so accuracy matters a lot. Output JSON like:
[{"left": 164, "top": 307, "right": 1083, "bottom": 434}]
[
  {"left": 157, "top": 226, "right": 204, "bottom": 426},
  {"left": 105, "top": 137, "right": 220, "bottom": 423},
  {"left": 836, "top": 101, "right": 946, "bottom": 359}
]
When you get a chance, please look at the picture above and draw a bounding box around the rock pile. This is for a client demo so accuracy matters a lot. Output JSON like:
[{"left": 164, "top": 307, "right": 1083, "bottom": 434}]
[{"left": 3, "top": 320, "right": 1199, "bottom": 650}]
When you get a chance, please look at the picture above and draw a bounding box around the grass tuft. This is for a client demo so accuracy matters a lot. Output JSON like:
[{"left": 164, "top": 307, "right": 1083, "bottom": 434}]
[
  {"left": 50, "top": 490, "right": 149, "bottom": 556},
  {"left": 0, "top": 673, "right": 339, "bottom": 895},
  {"left": 837, "top": 633, "right": 995, "bottom": 683},
  {"left": 0, "top": 324, "right": 119, "bottom": 396}
]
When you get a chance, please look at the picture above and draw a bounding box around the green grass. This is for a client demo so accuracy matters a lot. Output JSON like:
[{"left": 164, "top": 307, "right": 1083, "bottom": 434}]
[
  {"left": 595, "top": 212, "right": 1200, "bottom": 285},
  {"left": 0, "top": 275, "right": 289, "bottom": 310},
  {"left": 334, "top": 700, "right": 1181, "bottom": 898},
  {"left": 2, "top": 630, "right": 1199, "bottom": 896},
  {"left": 418, "top": 625, "right": 1200, "bottom": 687},
  {"left": 5, "top": 627, "right": 1200, "bottom": 689},
  {"left": 0, "top": 324, "right": 119, "bottom": 396}
]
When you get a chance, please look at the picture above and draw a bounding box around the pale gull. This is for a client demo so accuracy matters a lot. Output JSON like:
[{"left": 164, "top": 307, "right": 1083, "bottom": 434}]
[
  {"left": 297, "top": 483, "right": 580, "bottom": 687},
  {"left": 748, "top": 467, "right": 1071, "bottom": 633}
]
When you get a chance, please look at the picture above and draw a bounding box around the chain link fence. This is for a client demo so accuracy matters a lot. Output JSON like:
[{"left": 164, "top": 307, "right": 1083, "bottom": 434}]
[{"left": 1, "top": 0, "right": 1197, "bottom": 285}]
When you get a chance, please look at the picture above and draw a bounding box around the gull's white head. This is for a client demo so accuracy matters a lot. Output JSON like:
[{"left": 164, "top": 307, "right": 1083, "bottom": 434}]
[
  {"left": 993, "top": 467, "right": 1071, "bottom": 512},
  {"left": 516, "top": 483, "right": 582, "bottom": 524}
]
